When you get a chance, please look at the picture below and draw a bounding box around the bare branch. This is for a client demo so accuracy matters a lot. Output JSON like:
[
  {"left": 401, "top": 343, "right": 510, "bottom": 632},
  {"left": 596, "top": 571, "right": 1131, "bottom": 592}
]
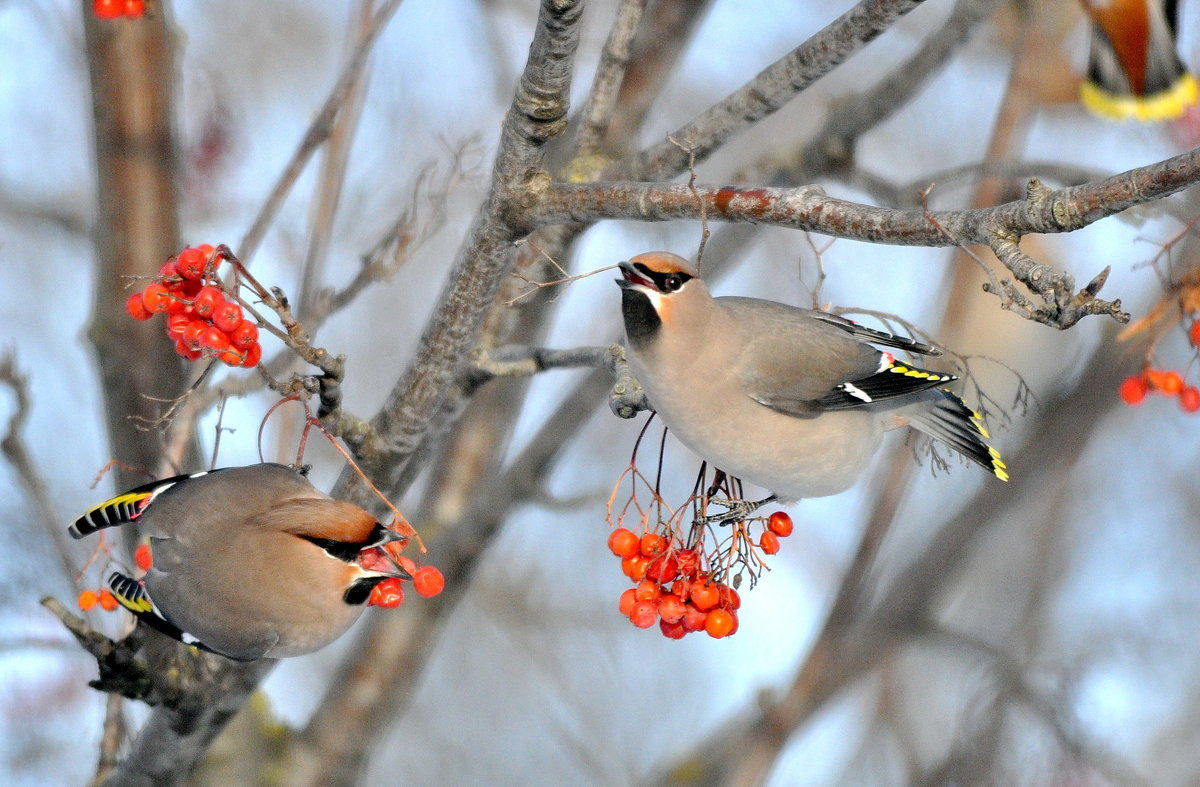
[{"left": 630, "top": 0, "right": 927, "bottom": 179}]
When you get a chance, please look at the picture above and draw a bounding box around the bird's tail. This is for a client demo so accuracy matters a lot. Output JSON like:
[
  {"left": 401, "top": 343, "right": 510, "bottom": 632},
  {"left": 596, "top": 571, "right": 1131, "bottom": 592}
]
[
  {"left": 1081, "top": 0, "right": 1198, "bottom": 122},
  {"left": 903, "top": 389, "right": 1009, "bottom": 481}
]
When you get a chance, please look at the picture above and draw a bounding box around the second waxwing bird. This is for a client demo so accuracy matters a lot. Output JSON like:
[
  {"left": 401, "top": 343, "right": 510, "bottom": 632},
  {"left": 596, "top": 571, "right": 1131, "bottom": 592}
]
[
  {"left": 69, "top": 463, "right": 409, "bottom": 661},
  {"left": 1079, "top": 0, "right": 1198, "bottom": 121},
  {"left": 617, "top": 252, "right": 1007, "bottom": 515}
]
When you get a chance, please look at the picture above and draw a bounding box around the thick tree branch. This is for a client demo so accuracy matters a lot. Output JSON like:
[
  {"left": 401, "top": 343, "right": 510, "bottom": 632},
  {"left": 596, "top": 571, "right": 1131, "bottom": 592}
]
[{"left": 335, "top": 0, "right": 585, "bottom": 505}]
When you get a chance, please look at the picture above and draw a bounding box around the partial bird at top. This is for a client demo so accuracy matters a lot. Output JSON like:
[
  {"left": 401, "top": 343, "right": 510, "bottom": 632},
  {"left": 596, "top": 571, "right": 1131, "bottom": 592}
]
[
  {"left": 616, "top": 251, "right": 1007, "bottom": 517},
  {"left": 1079, "top": 0, "right": 1199, "bottom": 121}
]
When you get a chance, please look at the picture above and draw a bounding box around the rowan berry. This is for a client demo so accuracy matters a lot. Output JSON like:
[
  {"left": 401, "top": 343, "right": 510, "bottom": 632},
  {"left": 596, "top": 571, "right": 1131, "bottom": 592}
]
[
  {"left": 98, "top": 589, "right": 118, "bottom": 612},
  {"left": 639, "top": 532, "right": 667, "bottom": 557},
  {"left": 629, "top": 600, "right": 658, "bottom": 628},
  {"left": 134, "top": 543, "right": 153, "bottom": 571},
  {"left": 1119, "top": 375, "right": 1149, "bottom": 406},
  {"left": 175, "top": 247, "right": 206, "bottom": 280},
  {"left": 767, "top": 511, "right": 793, "bottom": 537},
  {"left": 77, "top": 590, "right": 99, "bottom": 611},
  {"left": 93, "top": 0, "right": 122, "bottom": 20},
  {"left": 759, "top": 531, "right": 780, "bottom": 555},
  {"left": 141, "top": 282, "right": 171, "bottom": 314},
  {"left": 657, "top": 593, "right": 687, "bottom": 624},
  {"left": 1190, "top": 321, "right": 1200, "bottom": 348},
  {"left": 705, "top": 608, "right": 735, "bottom": 638},
  {"left": 412, "top": 566, "right": 445, "bottom": 597},
  {"left": 240, "top": 341, "right": 263, "bottom": 368},
  {"left": 618, "top": 588, "right": 637, "bottom": 617},
  {"left": 229, "top": 320, "right": 259, "bottom": 351},
  {"left": 689, "top": 580, "right": 720, "bottom": 611},
  {"left": 192, "top": 286, "right": 223, "bottom": 318},
  {"left": 659, "top": 618, "right": 687, "bottom": 639},
  {"left": 369, "top": 577, "right": 404, "bottom": 608},
  {"left": 607, "top": 527, "right": 640, "bottom": 559},
  {"left": 680, "top": 604, "right": 708, "bottom": 632},
  {"left": 644, "top": 553, "right": 679, "bottom": 584},
  {"left": 123, "top": 0, "right": 145, "bottom": 17},
  {"left": 125, "top": 292, "right": 152, "bottom": 321},
  {"left": 212, "top": 301, "right": 243, "bottom": 334},
  {"left": 1181, "top": 386, "right": 1200, "bottom": 413}
]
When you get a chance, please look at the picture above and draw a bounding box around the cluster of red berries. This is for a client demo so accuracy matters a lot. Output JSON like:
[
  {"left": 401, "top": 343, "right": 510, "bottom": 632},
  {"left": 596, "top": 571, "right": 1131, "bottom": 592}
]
[
  {"left": 77, "top": 588, "right": 119, "bottom": 612},
  {"left": 1119, "top": 320, "right": 1200, "bottom": 412},
  {"left": 358, "top": 540, "right": 445, "bottom": 609},
  {"left": 93, "top": 0, "right": 145, "bottom": 19},
  {"left": 125, "top": 245, "right": 263, "bottom": 368},
  {"left": 607, "top": 511, "right": 794, "bottom": 639}
]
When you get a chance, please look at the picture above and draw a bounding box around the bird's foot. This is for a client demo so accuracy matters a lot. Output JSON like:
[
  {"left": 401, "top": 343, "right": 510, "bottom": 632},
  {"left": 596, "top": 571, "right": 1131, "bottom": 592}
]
[{"left": 697, "top": 494, "right": 778, "bottom": 526}]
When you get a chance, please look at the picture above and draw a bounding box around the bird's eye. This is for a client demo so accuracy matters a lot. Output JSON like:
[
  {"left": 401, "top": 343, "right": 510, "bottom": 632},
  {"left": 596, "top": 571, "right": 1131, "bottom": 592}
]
[{"left": 664, "top": 274, "right": 683, "bottom": 292}]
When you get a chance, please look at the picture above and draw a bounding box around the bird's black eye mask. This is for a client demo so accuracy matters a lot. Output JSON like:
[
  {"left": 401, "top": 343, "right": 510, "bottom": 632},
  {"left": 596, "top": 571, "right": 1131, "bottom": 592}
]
[
  {"left": 622, "top": 262, "right": 693, "bottom": 293},
  {"left": 301, "top": 522, "right": 399, "bottom": 564}
]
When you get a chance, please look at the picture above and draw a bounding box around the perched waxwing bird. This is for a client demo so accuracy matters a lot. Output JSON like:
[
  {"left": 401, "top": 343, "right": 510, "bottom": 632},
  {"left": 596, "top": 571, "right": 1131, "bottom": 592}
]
[
  {"left": 69, "top": 463, "right": 409, "bottom": 661},
  {"left": 1079, "top": 0, "right": 1198, "bottom": 121},
  {"left": 616, "top": 252, "right": 1008, "bottom": 517}
]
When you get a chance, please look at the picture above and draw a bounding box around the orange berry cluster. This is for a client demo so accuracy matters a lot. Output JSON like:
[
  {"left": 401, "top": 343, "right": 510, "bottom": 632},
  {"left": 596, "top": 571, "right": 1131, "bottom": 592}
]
[
  {"left": 125, "top": 245, "right": 263, "bottom": 368},
  {"left": 607, "top": 511, "right": 795, "bottom": 639},
  {"left": 93, "top": 0, "right": 145, "bottom": 19},
  {"left": 1118, "top": 319, "right": 1200, "bottom": 412},
  {"left": 77, "top": 588, "right": 118, "bottom": 612},
  {"left": 1120, "top": 366, "right": 1200, "bottom": 412},
  {"left": 357, "top": 540, "right": 445, "bottom": 609}
]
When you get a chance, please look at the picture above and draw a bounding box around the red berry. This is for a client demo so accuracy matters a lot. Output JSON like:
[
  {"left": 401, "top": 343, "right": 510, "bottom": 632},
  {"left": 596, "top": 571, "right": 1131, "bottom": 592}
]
[
  {"left": 175, "top": 248, "right": 206, "bottom": 280},
  {"left": 164, "top": 293, "right": 192, "bottom": 315},
  {"left": 193, "top": 286, "right": 224, "bottom": 318},
  {"left": 634, "top": 579, "right": 661, "bottom": 603},
  {"left": 1163, "top": 371, "right": 1185, "bottom": 395},
  {"left": 607, "top": 527, "right": 640, "bottom": 559},
  {"left": 134, "top": 543, "right": 152, "bottom": 571},
  {"left": 1118, "top": 375, "right": 1149, "bottom": 406},
  {"left": 760, "top": 531, "right": 781, "bottom": 555},
  {"left": 98, "top": 589, "right": 119, "bottom": 612},
  {"left": 412, "top": 566, "right": 445, "bottom": 597},
  {"left": 199, "top": 326, "right": 230, "bottom": 351},
  {"left": 369, "top": 577, "right": 405, "bottom": 608},
  {"left": 158, "top": 260, "right": 180, "bottom": 282},
  {"left": 229, "top": 320, "right": 259, "bottom": 350},
  {"left": 767, "top": 511, "right": 793, "bottom": 537},
  {"left": 657, "top": 593, "right": 687, "bottom": 624},
  {"left": 217, "top": 346, "right": 245, "bottom": 367},
  {"left": 718, "top": 584, "right": 741, "bottom": 610},
  {"left": 659, "top": 618, "right": 687, "bottom": 639},
  {"left": 621, "top": 554, "right": 649, "bottom": 581},
  {"left": 639, "top": 532, "right": 667, "bottom": 557},
  {"left": 212, "top": 300, "right": 243, "bottom": 334},
  {"left": 166, "top": 313, "right": 190, "bottom": 340},
  {"left": 629, "top": 600, "right": 658, "bottom": 628},
  {"left": 174, "top": 338, "right": 202, "bottom": 361},
  {"left": 93, "top": 0, "right": 122, "bottom": 20},
  {"left": 1190, "top": 321, "right": 1200, "bottom": 348},
  {"left": 182, "top": 320, "right": 208, "bottom": 349},
  {"left": 240, "top": 341, "right": 263, "bottom": 368},
  {"left": 141, "top": 282, "right": 171, "bottom": 314},
  {"left": 123, "top": 0, "right": 145, "bottom": 17},
  {"left": 77, "top": 590, "right": 99, "bottom": 611},
  {"left": 705, "top": 608, "right": 736, "bottom": 638},
  {"left": 1181, "top": 386, "right": 1200, "bottom": 413},
  {"left": 618, "top": 588, "right": 637, "bottom": 617},
  {"left": 680, "top": 604, "right": 708, "bottom": 632},
  {"left": 689, "top": 580, "right": 720, "bottom": 611},
  {"left": 196, "top": 243, "right": 217, "bottom": 259},
  {"left": 675, "top": 548, "right": 700, "bottom": 577},
  {"left": 644, "top": 553, "right": 679, "bottom": 584},
  {"left": 125, "top": 292, "right": 152, "bottom": 321}
]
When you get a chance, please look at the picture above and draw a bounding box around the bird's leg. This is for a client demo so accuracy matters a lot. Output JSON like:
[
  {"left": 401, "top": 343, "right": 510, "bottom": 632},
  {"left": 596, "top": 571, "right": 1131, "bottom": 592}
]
[{"left": 698, "top": 494, "right": 778, "bottom": 526}]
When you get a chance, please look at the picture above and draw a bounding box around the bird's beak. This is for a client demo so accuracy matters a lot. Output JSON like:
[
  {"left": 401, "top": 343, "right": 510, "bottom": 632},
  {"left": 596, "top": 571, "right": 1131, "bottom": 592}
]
[{"left": 617, "top": 261, "right": 654, "bottom": 290}]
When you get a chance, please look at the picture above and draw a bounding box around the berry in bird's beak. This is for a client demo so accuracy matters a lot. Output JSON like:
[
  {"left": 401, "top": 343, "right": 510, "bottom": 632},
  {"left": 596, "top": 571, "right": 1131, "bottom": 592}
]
[{"left": 617, "top": 261, "right": 655, "bottom": 290}]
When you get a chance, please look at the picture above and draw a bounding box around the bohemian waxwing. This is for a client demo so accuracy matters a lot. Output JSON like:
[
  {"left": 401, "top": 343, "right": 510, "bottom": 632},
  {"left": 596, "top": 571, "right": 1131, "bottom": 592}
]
[
  {"left": 1079, "top": 0, "right": 1198, "bottom": 121},
  {"left": 617, "top": 252, "right": 1008, "bottom": 512},
  {"left": 68, "top": 463, "right": 409, "bottom": 661}
]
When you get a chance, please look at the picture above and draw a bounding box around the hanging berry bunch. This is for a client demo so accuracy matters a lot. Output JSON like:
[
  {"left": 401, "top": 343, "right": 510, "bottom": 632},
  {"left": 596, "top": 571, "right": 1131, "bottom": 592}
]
[
  {"left": 124, "top": 244, "right": 263, "bottom": 369},
  {"left": 1117, "top": 266, "right": 1200, "bottom": 414},
  {"left": 605, "top": 424, "right": 796, "bottom": 640},
  {"left": 93, "top": 0, "right": 146, "bottom": 20}
]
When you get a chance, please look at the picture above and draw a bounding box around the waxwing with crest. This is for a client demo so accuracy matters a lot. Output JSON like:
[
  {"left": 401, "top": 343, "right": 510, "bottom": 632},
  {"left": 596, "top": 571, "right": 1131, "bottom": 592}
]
[
  {"left": 616, "top": 252, "right": 1007, "bottom": 515},
  {"left": 1079, "top": 0, "right": 1198, "bottom": 121},
  {"left": 68, "top": 463, "right": 409, "bottom": 661}
]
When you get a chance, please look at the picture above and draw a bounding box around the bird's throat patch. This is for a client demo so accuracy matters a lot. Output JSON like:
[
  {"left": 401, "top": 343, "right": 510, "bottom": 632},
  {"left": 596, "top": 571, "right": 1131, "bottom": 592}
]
[{"left": 621, "top": 288, "right": 661, "bottom": 350}]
